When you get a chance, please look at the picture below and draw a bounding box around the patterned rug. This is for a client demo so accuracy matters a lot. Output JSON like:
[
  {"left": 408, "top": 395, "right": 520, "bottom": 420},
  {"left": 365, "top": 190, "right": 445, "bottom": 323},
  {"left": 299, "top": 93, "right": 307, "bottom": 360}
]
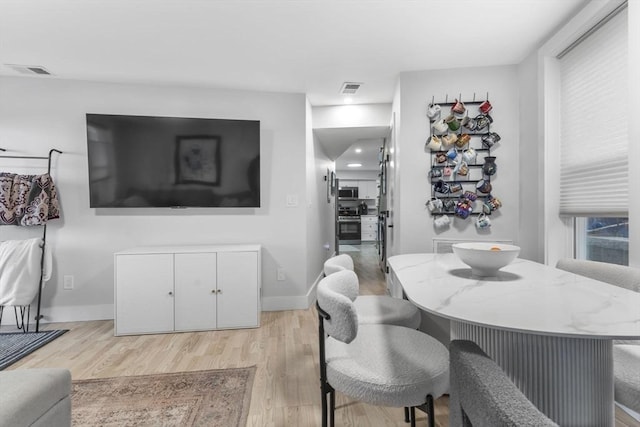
[
  {"left": 0, "top": 330, "right": 67, "bottom": 370},
  {"left": 72, "top": 367, "right": 256, "bottom": 426}
]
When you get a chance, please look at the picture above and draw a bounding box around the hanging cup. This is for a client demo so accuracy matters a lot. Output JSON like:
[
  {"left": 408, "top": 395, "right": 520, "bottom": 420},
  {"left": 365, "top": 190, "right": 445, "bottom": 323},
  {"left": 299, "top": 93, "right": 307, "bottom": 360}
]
[
  {"left": 427, "top": 104, "right": 442, "bottom": 121},
  {"left": 433, "top": 119, "right": 449, "bottom": 134},
  {"left": 425, "top": 135, "right": 442, "bottom": 151},
  {"left": 445, "top": 114, "right": 461, "bottom": 131}
]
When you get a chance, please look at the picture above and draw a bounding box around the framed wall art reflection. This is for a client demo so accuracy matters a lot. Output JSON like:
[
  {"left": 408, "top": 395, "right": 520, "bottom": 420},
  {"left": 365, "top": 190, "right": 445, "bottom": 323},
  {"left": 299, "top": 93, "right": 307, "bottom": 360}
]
[{"left": 176, "top": 135, "right": 221, "bottom": 185}]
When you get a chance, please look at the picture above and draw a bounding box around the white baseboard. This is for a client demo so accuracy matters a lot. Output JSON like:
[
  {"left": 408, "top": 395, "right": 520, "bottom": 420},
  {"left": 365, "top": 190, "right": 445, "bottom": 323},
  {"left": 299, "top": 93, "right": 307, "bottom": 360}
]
[
  {"left": 261, "top": 271, "right": 323, "bottom": 311},
  {"left": 2, "top": 280, "right": 324, "bottom": 325},
  {"left": 41, "top": 304, "right": 114, "bottom": 323},
  {"left": 617, "top": 402, "right": 640, "bottom": 422}
]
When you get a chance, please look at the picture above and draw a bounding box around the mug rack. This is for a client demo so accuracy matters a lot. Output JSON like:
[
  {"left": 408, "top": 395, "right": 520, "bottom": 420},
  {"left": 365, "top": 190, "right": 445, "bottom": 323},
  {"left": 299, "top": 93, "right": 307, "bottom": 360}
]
[{"left": 425, "top": 94, "right": 501, "bottom": 222}]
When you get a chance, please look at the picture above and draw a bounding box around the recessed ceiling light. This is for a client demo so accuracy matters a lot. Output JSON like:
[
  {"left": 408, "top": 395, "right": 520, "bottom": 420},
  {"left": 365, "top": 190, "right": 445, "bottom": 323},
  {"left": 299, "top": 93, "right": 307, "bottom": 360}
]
[
  {"left": 355, "top": 148, "right": 362, "bottom": 153},
  {"left": 347, "top": 163, "right": 362, "bottom": 168}
]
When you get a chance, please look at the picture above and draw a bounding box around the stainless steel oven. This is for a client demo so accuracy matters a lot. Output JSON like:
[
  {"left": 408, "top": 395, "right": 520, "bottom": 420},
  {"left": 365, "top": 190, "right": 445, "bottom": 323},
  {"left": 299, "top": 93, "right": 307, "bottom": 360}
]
[{"left": 338, "top": 215, "right": 361, "bottom": 244}]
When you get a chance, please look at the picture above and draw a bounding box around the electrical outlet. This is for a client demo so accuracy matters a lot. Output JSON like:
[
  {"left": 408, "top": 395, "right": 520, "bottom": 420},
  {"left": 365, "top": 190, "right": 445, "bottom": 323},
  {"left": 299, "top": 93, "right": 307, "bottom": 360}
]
[
  {"left": 277, "top": 268, "right": 285, "bottom": 281},
  {"left": 63, "top": 275, "right": 74, "bottom": 290}
]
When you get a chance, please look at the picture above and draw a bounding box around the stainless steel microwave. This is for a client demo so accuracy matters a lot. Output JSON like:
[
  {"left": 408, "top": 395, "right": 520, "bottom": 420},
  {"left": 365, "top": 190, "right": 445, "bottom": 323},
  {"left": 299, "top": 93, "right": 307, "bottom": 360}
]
[{"left": 338, "top": 186, "right": 358, "bottom": 200}]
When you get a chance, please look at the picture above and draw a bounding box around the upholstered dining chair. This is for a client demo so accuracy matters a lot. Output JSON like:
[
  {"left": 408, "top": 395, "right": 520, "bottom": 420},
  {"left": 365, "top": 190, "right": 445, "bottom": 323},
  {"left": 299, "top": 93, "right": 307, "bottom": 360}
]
[
  {"left": 556, "top": 258, "right": 640, "bottom": 414},
  {"left": 323, "top": 254, "right": 421, "bottom": 329},
  {"left": 449, "top": 340, "right": 558, "bottom": 427},
  {"left": 316, "top": 269, "right": 449, "bottom": 427}
]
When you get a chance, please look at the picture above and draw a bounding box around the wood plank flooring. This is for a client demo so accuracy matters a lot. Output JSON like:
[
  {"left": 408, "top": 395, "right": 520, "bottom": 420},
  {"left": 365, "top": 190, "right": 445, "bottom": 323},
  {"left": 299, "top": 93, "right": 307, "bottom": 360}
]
[{"left": 4, "top": 243, "right": 639, "bottom": 426}]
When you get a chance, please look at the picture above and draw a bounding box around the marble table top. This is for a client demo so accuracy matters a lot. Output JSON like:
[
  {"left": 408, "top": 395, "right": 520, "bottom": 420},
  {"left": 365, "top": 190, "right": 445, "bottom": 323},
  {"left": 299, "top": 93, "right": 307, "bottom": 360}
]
[{"left": 388, "top": 253, "right": 640, "bottom": 339}]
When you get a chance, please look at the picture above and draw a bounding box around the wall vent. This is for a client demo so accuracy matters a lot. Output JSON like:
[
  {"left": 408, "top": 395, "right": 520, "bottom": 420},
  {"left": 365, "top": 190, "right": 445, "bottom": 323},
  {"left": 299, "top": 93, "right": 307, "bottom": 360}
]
[
  {"left": 5, "top": 64, "right": 52, "bottom": 76},
  {"left": 340, "top": 82, "right": 362, "bottom": 95},
  {"left": 433, "top": 238, "right": 514, "bottom": 254}
]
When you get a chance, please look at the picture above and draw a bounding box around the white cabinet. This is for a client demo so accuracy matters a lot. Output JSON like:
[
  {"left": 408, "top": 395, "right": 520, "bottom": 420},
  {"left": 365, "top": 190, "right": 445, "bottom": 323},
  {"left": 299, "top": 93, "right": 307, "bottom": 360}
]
[
  {"left": 361, "top": 215, "right": 378, "bottom": 241},
  {"left": 358, "top": 180, "right": 378, "bottom": 199},
  {"left": 114, "top": 245, "right": 260, "bottom": 336}
]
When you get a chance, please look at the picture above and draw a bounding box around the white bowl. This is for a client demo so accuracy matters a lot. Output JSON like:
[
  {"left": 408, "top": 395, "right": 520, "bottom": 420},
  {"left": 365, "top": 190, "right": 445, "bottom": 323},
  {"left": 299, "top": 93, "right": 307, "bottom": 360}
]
[{"left": 452, "top": 242, "right": 521, "bottom": 277}]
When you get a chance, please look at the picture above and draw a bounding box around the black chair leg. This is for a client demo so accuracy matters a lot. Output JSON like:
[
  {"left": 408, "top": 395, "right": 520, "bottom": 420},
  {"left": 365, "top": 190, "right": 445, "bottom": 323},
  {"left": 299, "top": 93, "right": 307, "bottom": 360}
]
[
  {"left": 321, "top": 386, "right": 328, "bottom": 427},
  {"left": 410, "top": 407, "right": 416, "bottom": 427},
  {"left": 404, "top": 407, "right": 410, "bottom": 423},
  {"left": 330, "top": 390, "right": 335, "bottom": 427},
  {"left": 427, "top": 395, "right": 435, "bottom": 427}
]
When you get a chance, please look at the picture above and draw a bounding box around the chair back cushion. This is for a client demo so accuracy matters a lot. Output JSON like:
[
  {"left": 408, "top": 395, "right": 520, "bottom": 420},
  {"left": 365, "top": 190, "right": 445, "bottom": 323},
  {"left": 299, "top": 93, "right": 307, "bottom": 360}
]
[
  {"left": 450, "top": 340, "right": 558, "bottom": 427},
  {"left": 317, "top": 270, "right": 359, "bottom": 343},
  {"left": 556, "top": 258, "right": 640, "bottom": 292},
  {"left": 324, "top": 254, "right": 355, "bottom": 277}
]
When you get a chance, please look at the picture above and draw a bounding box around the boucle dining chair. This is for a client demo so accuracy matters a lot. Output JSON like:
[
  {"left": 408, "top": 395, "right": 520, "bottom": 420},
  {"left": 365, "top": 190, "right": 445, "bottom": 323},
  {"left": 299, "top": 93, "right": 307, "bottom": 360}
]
[
  {"left": 556, "top": 258, "right": 640, "bottom": 414},
  {"left": 449, "top": 340, "right": 558, "bottom": 427},
  {"left": 316, "top": 269, "right": 449, "bottom": 427},
  {"left": 323, "top": 254, "right": 421, "bottom": 329}
]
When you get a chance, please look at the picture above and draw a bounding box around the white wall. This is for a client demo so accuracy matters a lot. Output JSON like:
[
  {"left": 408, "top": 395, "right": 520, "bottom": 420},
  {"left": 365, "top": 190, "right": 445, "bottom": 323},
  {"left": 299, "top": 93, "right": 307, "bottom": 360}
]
[
  {"left": 305, "top": 98, "right": 335, "bottom": 303},
  {"left": 0, "top": 76, "right": 313, "bottom": 323},
  {"left": 395, "top": 66, "right": 521, "bottom": 255},
  {"left": 517, "top": 52, "right": 544, "bottom": 262},
  {"left": 312, "top": 104, "right": 391, "bottom": 129}
]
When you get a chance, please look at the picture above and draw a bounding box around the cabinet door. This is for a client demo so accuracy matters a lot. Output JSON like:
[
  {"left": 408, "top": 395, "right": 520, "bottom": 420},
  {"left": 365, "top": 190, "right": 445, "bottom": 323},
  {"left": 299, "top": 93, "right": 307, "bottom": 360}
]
[
  {"left": 115, "top": 254, "right": 174, "bottom": 335},
  {"left": 174, "top": 252, "right": 217, "bottom": 331},
  {"left": 216, "top": 251, "right": 259, "bottom": 329},
  {"left": 358, "top": 180, "right": 377, "bottom": 199}
]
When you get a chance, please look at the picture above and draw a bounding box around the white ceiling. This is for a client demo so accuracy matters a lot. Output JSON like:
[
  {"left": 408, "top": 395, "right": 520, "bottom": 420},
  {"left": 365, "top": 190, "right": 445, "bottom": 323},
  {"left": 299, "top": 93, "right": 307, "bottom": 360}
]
[
  {"left": 0, "top": 0, "right": 585, "bottom": 106},
  {"left": 0, "top": 0, "right": 586, "bottom": 171}
]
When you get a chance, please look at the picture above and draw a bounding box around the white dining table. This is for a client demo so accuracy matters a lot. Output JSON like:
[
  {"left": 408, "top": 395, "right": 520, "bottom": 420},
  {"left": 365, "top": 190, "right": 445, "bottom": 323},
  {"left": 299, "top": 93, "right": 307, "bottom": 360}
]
[{"left": 387, "top": 253, "right": 640, "bottom": 427}]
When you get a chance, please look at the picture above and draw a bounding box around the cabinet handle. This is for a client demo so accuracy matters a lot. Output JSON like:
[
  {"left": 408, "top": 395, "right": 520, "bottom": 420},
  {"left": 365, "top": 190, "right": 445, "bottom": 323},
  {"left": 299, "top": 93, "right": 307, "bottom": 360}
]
[
  {"left": 211, "top": 290, "right": 216, "bottom": 294},
  {"left": 217, "top": 289, "right": 222, "bottom": 294},
  {"left": 168, "top": 291, "right": 173, "bottom": 296}
]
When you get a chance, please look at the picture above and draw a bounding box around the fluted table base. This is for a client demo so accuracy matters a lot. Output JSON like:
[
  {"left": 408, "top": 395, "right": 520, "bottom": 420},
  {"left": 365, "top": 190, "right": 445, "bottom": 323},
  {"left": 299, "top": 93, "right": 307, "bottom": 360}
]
[{"left": 451, "top": 321, "right": 614, "bottom": 427}]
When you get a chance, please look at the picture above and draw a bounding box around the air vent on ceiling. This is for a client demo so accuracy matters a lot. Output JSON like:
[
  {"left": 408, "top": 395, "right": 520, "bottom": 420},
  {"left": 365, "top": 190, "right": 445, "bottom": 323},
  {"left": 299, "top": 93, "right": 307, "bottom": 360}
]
[
  {"left": 5, "top": 64, "right": 52, "bottom": 76},
  {"left": 340, "top": 82, "right": 362, "bottom": 95}
]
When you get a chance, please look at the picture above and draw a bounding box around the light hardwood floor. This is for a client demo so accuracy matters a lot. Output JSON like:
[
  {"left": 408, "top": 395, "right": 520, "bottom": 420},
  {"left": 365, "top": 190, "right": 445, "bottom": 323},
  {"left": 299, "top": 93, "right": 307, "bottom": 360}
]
[{"left": 5, "top": 243, "right": 639, "bottom": 426}]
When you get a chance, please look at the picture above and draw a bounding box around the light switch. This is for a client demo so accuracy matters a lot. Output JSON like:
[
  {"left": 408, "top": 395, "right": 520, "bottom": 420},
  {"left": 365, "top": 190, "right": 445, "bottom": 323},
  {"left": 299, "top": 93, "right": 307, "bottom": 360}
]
[{"left": 286, "top": 194, "right": 298, "bottom": 207}]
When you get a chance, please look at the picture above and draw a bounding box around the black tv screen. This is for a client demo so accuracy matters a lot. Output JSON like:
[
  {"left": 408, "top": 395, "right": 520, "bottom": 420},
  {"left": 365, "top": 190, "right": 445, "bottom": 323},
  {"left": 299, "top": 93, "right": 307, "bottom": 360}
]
[{"left": 86, "top": 114, "right": 260, "bottom": 208}]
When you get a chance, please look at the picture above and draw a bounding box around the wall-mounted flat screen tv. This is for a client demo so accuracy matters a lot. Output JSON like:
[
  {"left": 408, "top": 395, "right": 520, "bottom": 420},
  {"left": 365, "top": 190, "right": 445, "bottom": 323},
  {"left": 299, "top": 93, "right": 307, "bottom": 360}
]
[{"left": 86, "top": 114, "right": 260, "bottom": 208}]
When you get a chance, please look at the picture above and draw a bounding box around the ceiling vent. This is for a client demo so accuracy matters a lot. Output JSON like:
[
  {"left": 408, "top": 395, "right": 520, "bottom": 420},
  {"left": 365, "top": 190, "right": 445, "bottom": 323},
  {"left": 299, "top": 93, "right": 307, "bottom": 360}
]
[
  {"left": 5, "top": 64, "right": 52, "bottom": 76},
  {"left": 340, "top": 82, "right": 362, "bottom": 95}
]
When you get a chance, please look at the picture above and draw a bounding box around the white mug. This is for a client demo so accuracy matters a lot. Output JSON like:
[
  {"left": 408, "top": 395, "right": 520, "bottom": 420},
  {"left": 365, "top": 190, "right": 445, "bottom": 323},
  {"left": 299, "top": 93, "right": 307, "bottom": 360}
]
[
  {"left": 433, "top": 119, "right": 448, "bottom": 134},
  {"left": 434, "top": 214, "right": 451, "bottom": 229},
  {"left": 427, "top": 104, "right": 442, "bottom": 121},
  {"left": 425, "top": 135, "right": 442, "bottom": 151},
  {"left": 462, "top": 147, "right": 477, "bottom": 163},
  {"left": 475, "top": 213, "right": 491, "bottom": 229},
  {"left": 426, "top": 197, "right": 443, "bottom": 213}
]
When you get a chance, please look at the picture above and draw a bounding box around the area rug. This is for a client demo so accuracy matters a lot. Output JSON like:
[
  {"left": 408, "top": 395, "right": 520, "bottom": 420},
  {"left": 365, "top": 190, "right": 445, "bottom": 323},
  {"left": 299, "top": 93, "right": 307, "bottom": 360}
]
[
  {"left": 0, "top": 330, "right": 67, "bottom": 370},
  {"left": 72, "top": 367, "right": 256, "bottom": 427}
]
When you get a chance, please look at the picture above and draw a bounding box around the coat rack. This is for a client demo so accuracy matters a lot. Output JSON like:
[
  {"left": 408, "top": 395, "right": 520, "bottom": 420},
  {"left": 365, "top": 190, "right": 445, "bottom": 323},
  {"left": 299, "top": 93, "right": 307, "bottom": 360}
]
[{"left": 0, "top": 148, "right": 62, "bottom": 332}]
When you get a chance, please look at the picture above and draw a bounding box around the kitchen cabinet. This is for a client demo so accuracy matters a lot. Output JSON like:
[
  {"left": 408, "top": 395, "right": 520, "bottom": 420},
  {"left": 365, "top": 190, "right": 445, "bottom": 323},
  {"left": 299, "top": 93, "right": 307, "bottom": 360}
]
[
  {"left": 114, "top": 244, "right": 261, "bottom": 336},
  {"left": 358, "top": 180, "right": 378, "bottom": 200},
  {"left": 361, "top": 215, "right": 378, "bottom": 241}
]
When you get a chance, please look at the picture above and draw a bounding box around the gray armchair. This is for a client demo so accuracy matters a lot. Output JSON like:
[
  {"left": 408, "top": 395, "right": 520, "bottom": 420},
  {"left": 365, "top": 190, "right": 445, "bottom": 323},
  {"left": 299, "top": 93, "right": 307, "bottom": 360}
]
[
  {"left": 323, "top": 254, "right": 421, "bottom": 329},
  {"left": 449, "top": 340, "right": 558, "bottom": 427},
  {"left": 0, "top": 368, "right": 71, "bottom": 427},
  {"left": 556, "top": 258, "right": 640, "bottom": 414},
  {"left": 316, "top": 269, "right": 449, "bottom": 427}
]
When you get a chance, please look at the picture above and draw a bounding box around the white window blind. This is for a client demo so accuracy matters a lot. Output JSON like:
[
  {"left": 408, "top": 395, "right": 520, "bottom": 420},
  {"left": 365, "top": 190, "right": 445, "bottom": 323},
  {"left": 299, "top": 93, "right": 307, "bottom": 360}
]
[{"left": 558, "top": 6, "right": 628, "bottom": 216}]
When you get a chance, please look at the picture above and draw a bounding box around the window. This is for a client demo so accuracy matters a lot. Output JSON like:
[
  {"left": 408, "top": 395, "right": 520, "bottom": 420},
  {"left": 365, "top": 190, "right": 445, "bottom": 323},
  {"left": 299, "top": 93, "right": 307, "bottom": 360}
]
[
  {"left": 558, "top": 4, "right": 628, "bottom": 264},
  {"left": 575, "top": 217, "right": 629, "bottom": 265}
]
